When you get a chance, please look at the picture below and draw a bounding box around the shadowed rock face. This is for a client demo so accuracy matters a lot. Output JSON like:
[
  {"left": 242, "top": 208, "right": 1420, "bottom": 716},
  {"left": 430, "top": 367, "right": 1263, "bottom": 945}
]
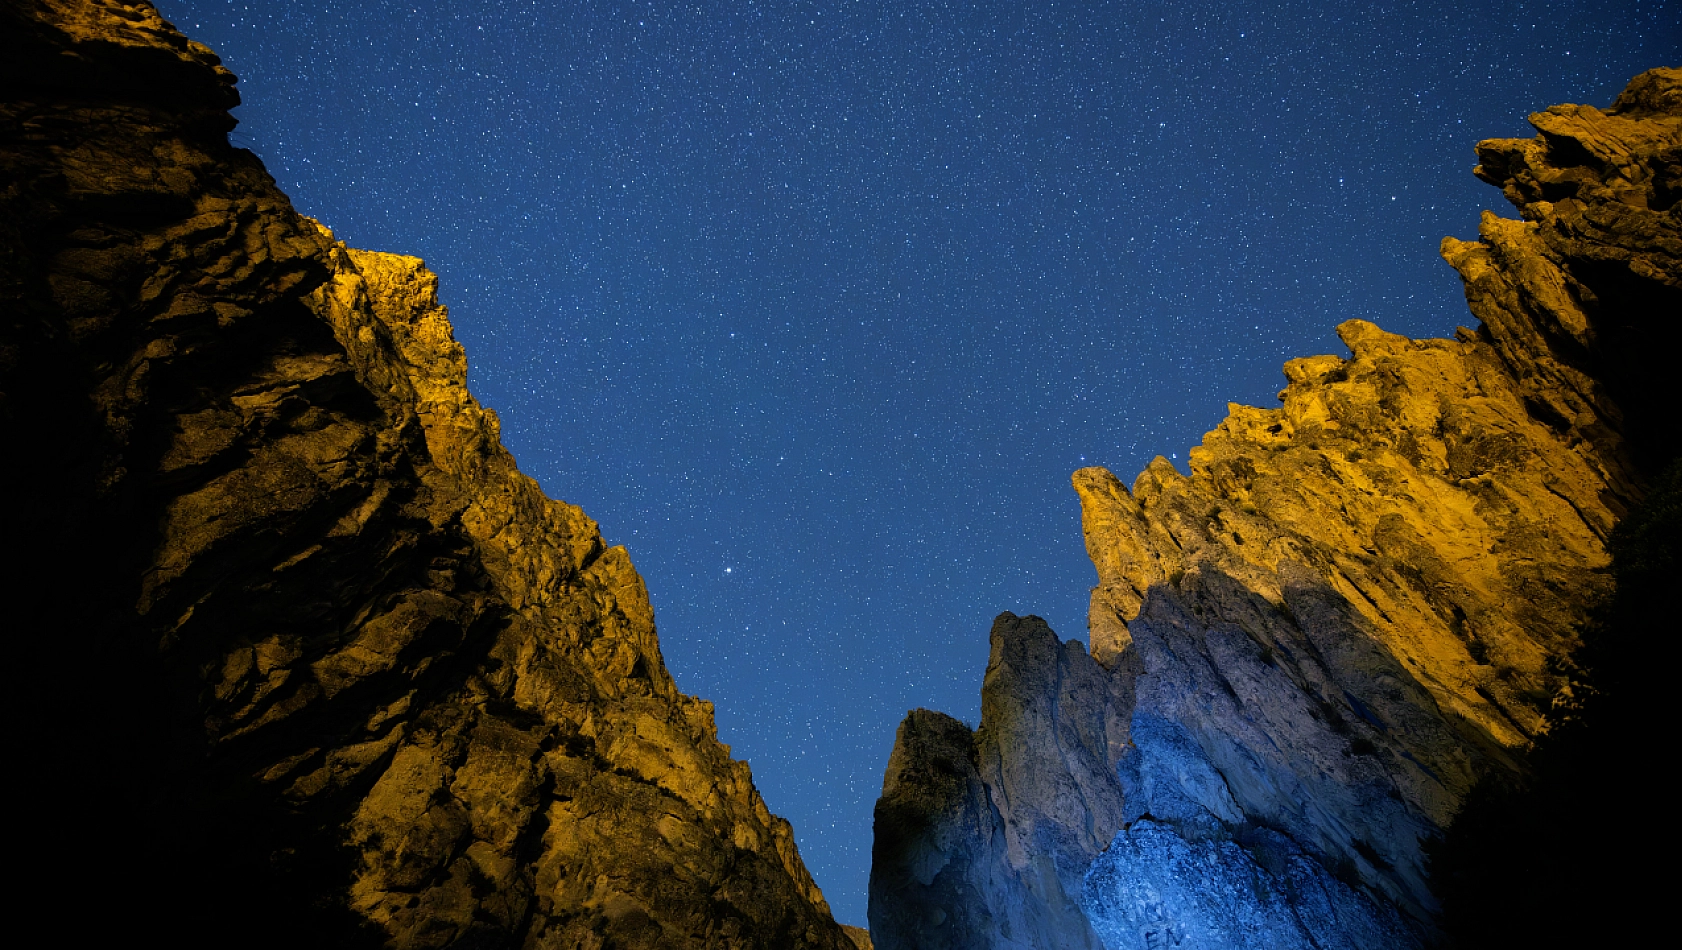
[
  {"left": 871, "top": 68, "right": 1679, "bottom": 949},
  {"left": 0, "top": 3, "right": 852, "bottom": 947}
]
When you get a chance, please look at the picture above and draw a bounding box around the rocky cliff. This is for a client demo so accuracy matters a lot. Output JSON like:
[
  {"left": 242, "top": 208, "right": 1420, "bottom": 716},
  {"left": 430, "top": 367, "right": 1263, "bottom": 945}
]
[
  {"left": 869, "top": 614, "right": 1132, "bottom": 950},
  {"left": 870, "top": 68, "right": 1680, "bottom": 949},
  {"left": 0, "top": 3, "right": 854, "bottom": 947}
]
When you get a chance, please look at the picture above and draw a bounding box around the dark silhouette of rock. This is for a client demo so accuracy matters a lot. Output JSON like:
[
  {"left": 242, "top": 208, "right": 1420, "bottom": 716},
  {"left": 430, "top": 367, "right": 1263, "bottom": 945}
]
[
  {"left": 0, "top": 3, "right": 855, "bottom": 946},
  {"left": 869, "top": 68, "right": 1679, "bottom": 949}
]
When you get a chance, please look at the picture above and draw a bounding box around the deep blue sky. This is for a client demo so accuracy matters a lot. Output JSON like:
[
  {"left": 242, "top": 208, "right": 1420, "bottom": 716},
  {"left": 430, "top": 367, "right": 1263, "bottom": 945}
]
[{"left": 158, "top": 0, "right": 1675, "bottom": 925}]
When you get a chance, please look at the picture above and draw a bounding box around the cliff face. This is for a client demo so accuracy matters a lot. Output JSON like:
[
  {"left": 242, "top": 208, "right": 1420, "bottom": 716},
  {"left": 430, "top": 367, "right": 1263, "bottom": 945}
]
[
  {"left": 0, "top": 3, "right": 851, "bottom": 947},
  {"left": 870, "top": 68, "right": 1679, "bottom": 949}
]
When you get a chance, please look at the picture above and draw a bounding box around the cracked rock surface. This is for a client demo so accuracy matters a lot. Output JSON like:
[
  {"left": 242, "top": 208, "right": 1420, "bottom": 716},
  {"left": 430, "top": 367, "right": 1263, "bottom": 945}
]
[
  {"left": 1, "top": 3, "right": 852, "bottom": 947},
  {"left": 869, "top": 68, "right": 1679, "bottom": 950}
]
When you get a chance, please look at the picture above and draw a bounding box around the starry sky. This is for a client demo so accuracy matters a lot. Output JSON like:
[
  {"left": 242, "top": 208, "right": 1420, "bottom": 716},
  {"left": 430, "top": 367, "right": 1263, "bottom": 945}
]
[{"left": 158, "top": 0, "right": 1675, "bottom": 925}]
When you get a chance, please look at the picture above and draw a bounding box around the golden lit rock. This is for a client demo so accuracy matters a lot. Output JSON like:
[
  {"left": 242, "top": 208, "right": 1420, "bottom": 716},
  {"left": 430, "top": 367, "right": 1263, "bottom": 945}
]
[{"left": 1, "top": 2, "right": 853, "bottom": 945}]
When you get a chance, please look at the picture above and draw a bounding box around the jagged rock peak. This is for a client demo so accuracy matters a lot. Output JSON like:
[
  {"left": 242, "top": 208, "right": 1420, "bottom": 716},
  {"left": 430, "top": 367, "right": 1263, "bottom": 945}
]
[
  {"left": 870, "top": 614, "right": 1132, "bottom": 950},
  {"left": 1, "top": 2, "right": 854, "bottom": 946},
  {"left": 870, "top": 68, "right": 1678, "bottom": 950}
]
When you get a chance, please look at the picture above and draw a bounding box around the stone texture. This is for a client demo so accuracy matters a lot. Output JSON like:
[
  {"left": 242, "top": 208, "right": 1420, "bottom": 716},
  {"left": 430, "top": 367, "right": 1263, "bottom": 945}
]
[
  {"left": 1, "top": 3, "right": 853, "bottom": 947},
  {"left": 1082, "top": 821, "right": 1411, "bottom": 950},
  {"left": 870, "top": 68, "right": 1679, "bottom": 949}
]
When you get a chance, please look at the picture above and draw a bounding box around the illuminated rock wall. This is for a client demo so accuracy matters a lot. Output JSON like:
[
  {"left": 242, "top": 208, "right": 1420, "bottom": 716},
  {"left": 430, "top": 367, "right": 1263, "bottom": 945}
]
[{"left": 870, "top": 67, "right": 1680, "bottom": 950}]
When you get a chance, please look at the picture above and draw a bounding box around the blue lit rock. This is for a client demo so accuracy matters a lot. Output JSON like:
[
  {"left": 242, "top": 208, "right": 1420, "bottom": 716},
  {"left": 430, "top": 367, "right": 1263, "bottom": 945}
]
[
  {"left": 1082, "top": 821, "right": 1414, "bottom": 950},
  {"left": 869, "top": 614, "right": 1132, "bottom": 950}
]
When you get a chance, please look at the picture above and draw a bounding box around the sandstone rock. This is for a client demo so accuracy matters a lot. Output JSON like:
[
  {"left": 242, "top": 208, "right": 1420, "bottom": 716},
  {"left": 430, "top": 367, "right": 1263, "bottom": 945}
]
[
  {"left": 870, "top": 68, "right": 1679, "bottom": 949},
  {"left": 1, "top": 3, "right": 852, "bottom": 946}
]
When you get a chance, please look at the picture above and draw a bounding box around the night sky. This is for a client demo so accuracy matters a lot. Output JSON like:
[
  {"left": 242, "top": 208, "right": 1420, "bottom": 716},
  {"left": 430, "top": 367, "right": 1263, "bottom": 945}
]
[{"left": 158, "top": 0, "right": 1675, "bottom": 925}]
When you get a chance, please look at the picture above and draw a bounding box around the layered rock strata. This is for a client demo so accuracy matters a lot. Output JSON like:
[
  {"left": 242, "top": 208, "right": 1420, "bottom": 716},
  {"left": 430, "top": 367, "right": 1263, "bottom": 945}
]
[
  {"left": 870, "top": 68, "right": 1679, "bottom": 949},
  {"left": 1, "top": 3, "right": 853, "bottom": 947}
]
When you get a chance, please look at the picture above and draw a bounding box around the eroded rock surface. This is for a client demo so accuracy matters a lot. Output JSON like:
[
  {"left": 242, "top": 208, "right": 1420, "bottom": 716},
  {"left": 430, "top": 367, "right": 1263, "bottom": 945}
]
[
  {"left": 1, "top": 3, "right": 852, "bottom": 947},
  {"left": 870, "top": 68, "right": 1679, "bottom": 949}
]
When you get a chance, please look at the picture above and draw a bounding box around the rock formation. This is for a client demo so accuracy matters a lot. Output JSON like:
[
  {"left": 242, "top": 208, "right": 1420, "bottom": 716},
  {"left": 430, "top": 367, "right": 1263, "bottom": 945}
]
[
  {"left": 870, "top": 68, "right": 1679, "bottom": 949},
  {"left": 0, "top": 2, "right": 855, "bottom": 946},
  {"left": 869, "top": 614, "right": 1132, "bottom": 949}
]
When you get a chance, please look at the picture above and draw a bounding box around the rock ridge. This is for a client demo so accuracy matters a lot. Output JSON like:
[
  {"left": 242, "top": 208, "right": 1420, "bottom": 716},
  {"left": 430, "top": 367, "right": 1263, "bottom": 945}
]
[
  {"left": 869, "top": 67, "right": 1679, "bottom": 949},
  {"left": 2, "top": 2, "right": 852, "bottom": 946}
]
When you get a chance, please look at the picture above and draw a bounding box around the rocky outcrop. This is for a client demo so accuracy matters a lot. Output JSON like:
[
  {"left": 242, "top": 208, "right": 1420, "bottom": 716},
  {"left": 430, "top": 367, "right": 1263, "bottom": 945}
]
[
  {"left": 870, "top": 68, "right": 1679, "bottom": 949},
  {"left": 869, "top": 614, "right": 1131, "bottom": 949},
  {"left": 1, "top": 3, "right": 853, "bottom": 947}
]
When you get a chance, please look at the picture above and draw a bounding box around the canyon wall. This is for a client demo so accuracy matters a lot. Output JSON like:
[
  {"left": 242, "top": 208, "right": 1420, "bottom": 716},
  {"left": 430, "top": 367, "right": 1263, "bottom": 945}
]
[
  {"left": 0, "top": 3, "right": 855, "bottom": 947},
  {"left": 870, "top": 68, "right": 1679, "bottom": 949}
]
